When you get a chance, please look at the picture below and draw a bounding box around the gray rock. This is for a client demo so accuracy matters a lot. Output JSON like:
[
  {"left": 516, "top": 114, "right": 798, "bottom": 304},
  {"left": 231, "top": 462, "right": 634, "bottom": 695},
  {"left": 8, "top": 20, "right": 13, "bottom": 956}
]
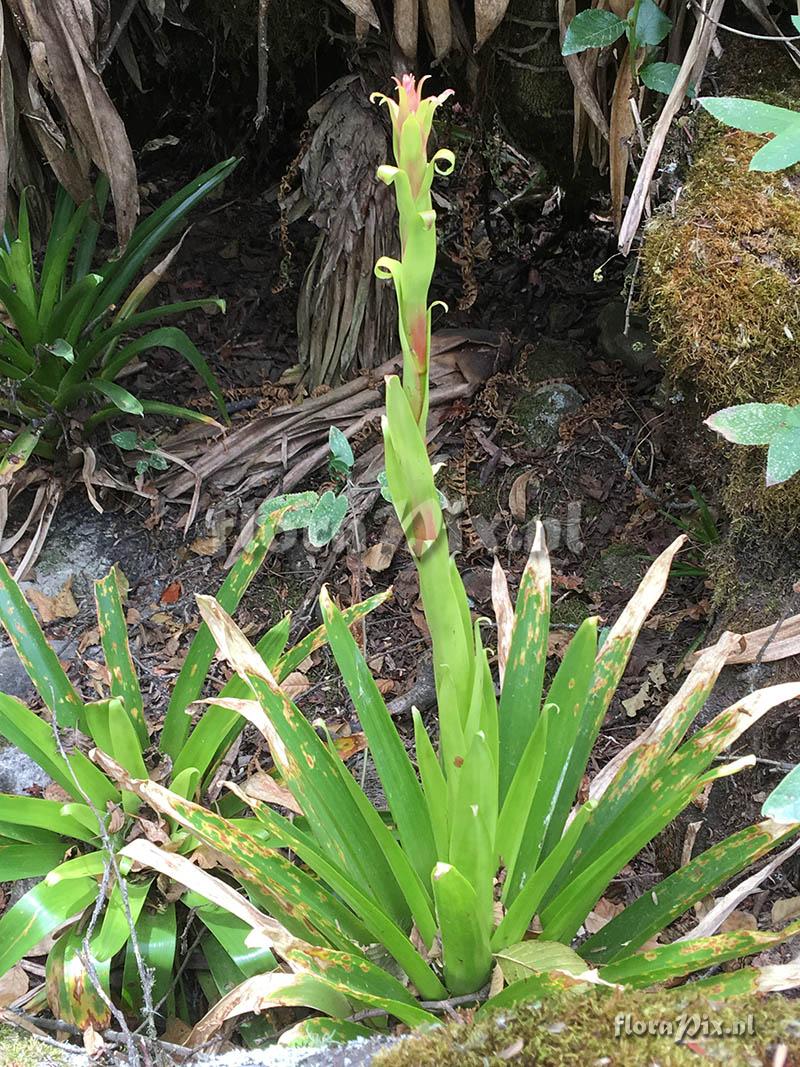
[
  {"left": 0, "top": 741, "right": 51, "bottom": 794},
  {"left": 0, "top": 639, "right": 34, "bottom": 701},
  {"left": 597, "top": 298, "right": 658, "bottom": 374},
  {"left": 515, "top": 383, "right": 583, "bottom": 449}
]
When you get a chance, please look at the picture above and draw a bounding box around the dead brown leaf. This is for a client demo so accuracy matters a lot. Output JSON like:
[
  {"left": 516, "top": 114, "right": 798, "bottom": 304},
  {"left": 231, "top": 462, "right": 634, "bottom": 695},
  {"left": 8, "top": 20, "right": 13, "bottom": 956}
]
[
  {"left": 237, "top": 770, "right": 303, "bottom": 816},
  {"left": 189, "top": 534, "right": 224, "bottom": 557},
  {"left": 394, "top": 0, "right": 419, "bottom": 57},
  {"left": 421, "top": 0, "right": 451, "bottom": 57},
  {"left": 692, "top": 611, "right": 800, "bottom": 666},
  {"left": 0, "top": 964, "right": 28, "bottom": 1007},
  {"left": 584, "top": 897, "right": 625, "bottom": 934},
  {"left": 282, "top": 671, "right": 310, "bottom": 700},
  {"left": 475, "top": 0, "right": 512, "bottom": 48},
  {"left": 610, "top": 49, "right": 636, "bottom": 231},
  {"left": 508, "top": 470, "right": 535, "bottom": 522},
  {"left": 773, "top": 896, "right": 800, "bottom": 927},
  {"left": 362, "top": 541, "right": 397, "bottom": 572},
  {"left": 27, "top": 576, "right": 78, "bottom": 623}
]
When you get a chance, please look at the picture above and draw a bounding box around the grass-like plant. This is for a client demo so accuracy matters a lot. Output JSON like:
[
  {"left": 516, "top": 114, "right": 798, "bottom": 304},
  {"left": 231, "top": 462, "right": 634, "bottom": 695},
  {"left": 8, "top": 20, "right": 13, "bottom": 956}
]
[
  {"left": 0, "top": 512, "right": 384, "bottom": 1029},
  {"left": 0, "top": 159, "right": 237, "bottom": 480},
  {"left": 1, "top": 77, "right": 800, "bottom": 1046}
]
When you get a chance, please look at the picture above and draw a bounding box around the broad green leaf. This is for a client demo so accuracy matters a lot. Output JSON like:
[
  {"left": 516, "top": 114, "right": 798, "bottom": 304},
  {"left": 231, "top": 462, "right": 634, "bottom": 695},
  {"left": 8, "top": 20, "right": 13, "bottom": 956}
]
[
  {"left": 763, "top": 765, "right": 800, "bottom": 822},
  {"left": 601, "top": 920, "right": 800, "bottom": 987},
  {"left": 122, "top": 902, "right": 177, "bottom": 1014},
  {"left": 793, "top": 14, "right": 800, "bottom": 31},
  {"left": 286, "top": 943, "right": 436, "bottom": 1028},
  {"left": 0, "top": 559, "right": 86, "bottom": 729},
  {"left": 0, "top": 427, "right": 41, "bottom": 479},
  {"left": 307, "top": 491, "right": 348, "bottom": 547},
  {"left": 0, "top": 876, "right": 96, "bottom": 976},
  {"left": 328, "top": 426, "right": 354, "bottom": 475},
  {"left": 495, "top": 940, "right": 588, "bottom": 984},
  {"left": 413, "top": 708, "right": 448, "bottom": 857},
  {"left": 767, "top": 427, "right": 800, "bottom": 485},
  {"left": 279, "top": 1018, "right": 373, "bottom": 1047},
  {"left": 80, "top": 378, "right": 144, "bottom": 415},
  {"left": 632, "top": 0, "right": 672, "bottom": 46},
  {"left": 40, "top": 338, "right": 75, "bottom": 363},
  {"left": 258, "top": 492, "right": 319, "bottom": 532},
  {"left": 750, "top": 126, "right": 800, "bottom": 170},
  {"left": 698, "top": 96, "right": 799, "bottom": 135},
  {"left": 0, "top": 795, "right": 97, "bottom": 842},
  {"left": 706, "top": 402, "right": 800, "bottom": 445},
  {"left": 92, "top": 877, "right": 152, "bottom": 961},
  {"left": 0, "top": 840, "right": 69, "bottom": 880},
  {"left": 161, "top": 511, "right": 279, "bottom": 759},
  {"left": 47, "top": 927, "right": 111, "bottom": 1031},
  {"left": 639, "top": 61, "right": 693, "bottom": 97},
  {"left": 562, "top": 9, "right": 625, "bottom": 54},
  {"left": 192, "top": 898, "right": 276, "bottom": 978},
  {"left": 432, "top": 863, "right": 492, "bottom": 996}
]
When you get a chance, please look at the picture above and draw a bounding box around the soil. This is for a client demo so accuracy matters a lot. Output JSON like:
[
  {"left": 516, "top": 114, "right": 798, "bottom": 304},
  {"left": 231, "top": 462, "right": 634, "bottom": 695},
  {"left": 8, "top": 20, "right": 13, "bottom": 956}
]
[{"left": 2, "top": 118, "right": 800, "bottom": 1046}]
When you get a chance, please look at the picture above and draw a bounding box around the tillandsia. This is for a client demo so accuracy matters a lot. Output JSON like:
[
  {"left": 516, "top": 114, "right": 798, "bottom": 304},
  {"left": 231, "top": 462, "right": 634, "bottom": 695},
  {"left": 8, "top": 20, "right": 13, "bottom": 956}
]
[
  {"left": 0, "top": 160, "right": 236, "bottom": 482},
  {"left": 4, "top": 78, "right": 800, "bottom": 1046}
]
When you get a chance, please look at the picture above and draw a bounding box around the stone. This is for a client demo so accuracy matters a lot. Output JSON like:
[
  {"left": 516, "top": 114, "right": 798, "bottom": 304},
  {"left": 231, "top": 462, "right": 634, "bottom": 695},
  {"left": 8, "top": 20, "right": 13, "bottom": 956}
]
[
  {"left": 596, "top": 298, "right": 658, "bottom": 375},
  {"left": 0, "top": 742, "right": 51, "bottom": 795},
  {"left": 515, "top": 383, "right": 583, "bottom": 450}
]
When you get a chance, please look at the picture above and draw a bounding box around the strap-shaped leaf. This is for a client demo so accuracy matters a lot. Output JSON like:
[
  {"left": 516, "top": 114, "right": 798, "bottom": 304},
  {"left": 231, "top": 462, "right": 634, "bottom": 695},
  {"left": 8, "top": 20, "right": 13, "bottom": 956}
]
[
  {"left": 498, "top": 523, "right": 551, "bottom": 801},
  {"left": 95, "top": 568, "right": 147, "bottom": 745},
  {"left": 0, "top": 559, "right": 85, "bottom": 729},
  {"left": 0, "top": 875, "right": 96, "bottom": 976},
  {"left": 320, "top": 585, "right": 437, "bottom": 890},
  {"left": 432, "top": 862, "right": 492, "bottom": 996},
  {"left": 161, "top": 512, "right": 280, "bottom": 759},
  {"left": 581, "top": 819, "right": 800, "bottom": 964}
]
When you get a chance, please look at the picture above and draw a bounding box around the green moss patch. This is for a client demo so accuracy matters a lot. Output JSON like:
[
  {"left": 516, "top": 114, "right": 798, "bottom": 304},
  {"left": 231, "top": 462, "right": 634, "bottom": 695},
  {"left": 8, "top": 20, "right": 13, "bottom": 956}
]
[
  {"left": 0, "top": 1027, "right": 70, "bottom": 1067},
  {"left": 642, "top": 124, "right": 800, "bottom": 410},
  {"left": 376, "top": 988, "right": 800, "bottom": 1066}
]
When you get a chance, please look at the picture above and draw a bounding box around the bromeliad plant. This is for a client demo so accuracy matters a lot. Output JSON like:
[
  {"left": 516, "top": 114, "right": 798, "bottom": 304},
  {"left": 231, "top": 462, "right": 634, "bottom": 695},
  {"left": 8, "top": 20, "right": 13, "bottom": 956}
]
[
  {"left": 0, "top": 159, "right": 236, "bottom": 480},
  {"left": 0, "top": 509, "right": 385, "bottom": 1030},
  {"left": 73, "top": 77, "right": 800, "bottom": 1044},
  {"left": 3, "top": 77, "right": 800, "bottom": 1046}
]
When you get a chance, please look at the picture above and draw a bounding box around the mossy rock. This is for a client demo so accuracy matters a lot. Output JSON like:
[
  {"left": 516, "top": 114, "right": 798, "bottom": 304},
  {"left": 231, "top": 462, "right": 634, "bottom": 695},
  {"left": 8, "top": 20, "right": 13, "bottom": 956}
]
[
  {"left": 375, "top": 987, "right": 800, "bottom": 1066},
  {"left": 642, "top": 126, "right": 800, "bottom": 409},
  {"left": 0, "top": 1027, "right": 72, "bottom": 1067},
  {"left": 641, "top": 40, "right": 800, "bottom": 532},
  {"left": 514, "top": 383, "right": 583, "bottom": 450}
]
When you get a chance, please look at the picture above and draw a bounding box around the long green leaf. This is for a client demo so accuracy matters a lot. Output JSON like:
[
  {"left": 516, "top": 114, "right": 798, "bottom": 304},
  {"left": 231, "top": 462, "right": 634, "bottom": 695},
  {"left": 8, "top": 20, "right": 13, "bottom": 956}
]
[
  {"left": 581, "top": 819, "right": 800, "bottom": 964},
  {"left": 122, "top": 902, "right": 177, "bottom": 1014},
  {"left": 320, "top": 586, "right": 436, "bottom": 889},
  {"left": 0, "top": 559, "right": 85, "bottom": 729},
  {"left": 432, "top": 862, "right": 492, "bottom": 996},
  {"left": 0, "top": 840, "right": 69, "bottom": 880},
  {"left": 0, "top": 876, "right": 96, "bottom": 976},
  {"left": 99, "top": 326, "right": 227, "bottom": 421},
  {"left": 498, "top": 523, "right": 551, "bottom": 800},
  {"left": 95, "top": 569, "right": 147, "bottom": 746},
  {"left": 161, "top": 512, "right": 280, "bottom": 759}
]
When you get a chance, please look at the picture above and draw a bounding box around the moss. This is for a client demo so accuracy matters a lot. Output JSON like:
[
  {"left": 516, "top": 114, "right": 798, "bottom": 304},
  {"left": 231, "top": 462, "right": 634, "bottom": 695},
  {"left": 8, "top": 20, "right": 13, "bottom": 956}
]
[
  {"left": 0, "top": 1027, "right": 69, "bottom": 1067},
  {"left": 551, "top": 596, "right": 591, "bottom": 627},
  {"left": 585, "top": 543, "right": 646, "bottom": 594},
  {"left": 722, "top": 448, "right": 800, "bottom": 537},
  {"left": 642, "top": 123, "right": 800, "bottom": 409},
  {"left": 375, "top": 988, "right": 800, "bottom": 1066}
]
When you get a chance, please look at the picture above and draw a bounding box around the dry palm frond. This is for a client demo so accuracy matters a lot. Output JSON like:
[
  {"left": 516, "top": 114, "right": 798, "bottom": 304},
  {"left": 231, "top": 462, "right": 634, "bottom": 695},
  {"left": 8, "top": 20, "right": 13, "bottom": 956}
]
[
  {"left": 158, "top": 330, "right": 500, "bottom": 523},
  {"left": 293, "top": 75, "right": 399, "bottom": 388},
  {"left": 336, "top": 0, "right": 512, "bottom": 60},
  {"left": 0, "top": 0, "right": 140, "bottom": 241}
]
